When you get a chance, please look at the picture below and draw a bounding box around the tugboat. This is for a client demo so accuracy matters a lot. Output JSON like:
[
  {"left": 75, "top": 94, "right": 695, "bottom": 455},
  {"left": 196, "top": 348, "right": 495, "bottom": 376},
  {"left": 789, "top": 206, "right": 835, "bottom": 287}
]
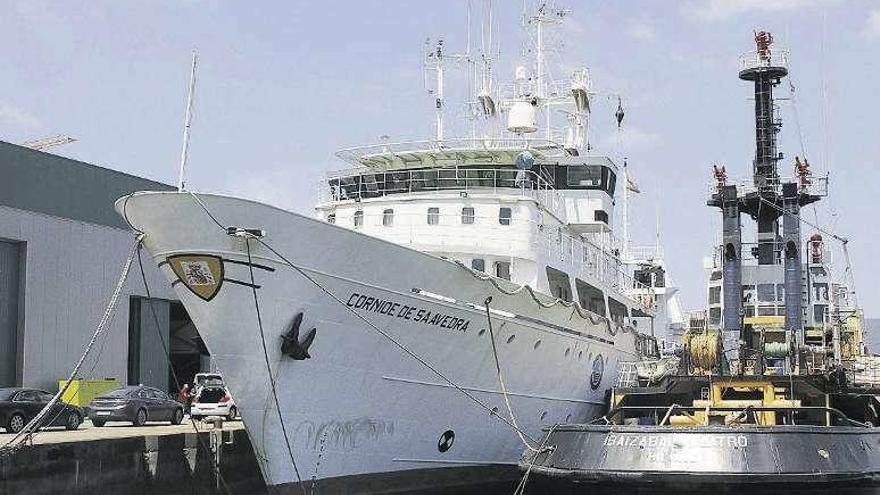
[{"left": 519, "top": 32, "right": 880, "bottom": 494}]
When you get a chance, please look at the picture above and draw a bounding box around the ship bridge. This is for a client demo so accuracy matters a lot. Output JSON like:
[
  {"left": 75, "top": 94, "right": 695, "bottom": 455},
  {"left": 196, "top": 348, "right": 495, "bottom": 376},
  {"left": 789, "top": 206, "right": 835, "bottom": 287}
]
[{"left": 321, "top": 138, "right": 620, "bottom": 233}]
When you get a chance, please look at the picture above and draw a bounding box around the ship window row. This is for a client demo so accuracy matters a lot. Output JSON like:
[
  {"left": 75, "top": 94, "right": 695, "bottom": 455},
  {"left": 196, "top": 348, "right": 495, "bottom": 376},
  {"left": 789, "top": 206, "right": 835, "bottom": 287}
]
[
  {"left": 545, "top": 266, "right": 636, "bottom": 321},
  {"left": 336, "top": 207, "right": 514, "bottom": 227},
  {"left": 470, "top": 258, "right": 511, "bottom": 281},
  {"left": 709, "top": 283, "right": 834, "bottom": 307},
  {"left": 710, "top": 302, "right": 827, "bottom": 326},
  {"left": 326, "top": 164, "right": 617, "bottom": 201}
]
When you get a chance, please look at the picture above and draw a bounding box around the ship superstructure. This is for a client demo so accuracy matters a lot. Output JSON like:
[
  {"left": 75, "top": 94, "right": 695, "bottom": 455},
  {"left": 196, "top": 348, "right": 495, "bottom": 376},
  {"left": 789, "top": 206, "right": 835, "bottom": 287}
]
[
  {"left": 702, "top": 31, "right": 867, "bottom": 377},
  {"left": 315, "top": 2, "right": 678, "bottom": 337}
]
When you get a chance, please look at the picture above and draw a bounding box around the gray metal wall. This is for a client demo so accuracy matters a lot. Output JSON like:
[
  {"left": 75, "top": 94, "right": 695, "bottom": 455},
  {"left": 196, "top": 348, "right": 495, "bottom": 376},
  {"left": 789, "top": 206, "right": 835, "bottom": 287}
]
[
  {"left": 135, "top": 297, "right": 171, "bottom": 390},
  {"left": 0, "top": 141, "right": 172, "bottom": 230},
  {"left": 0, "top": 142, "right": 178, "bottom": 392},
  {"left": 0, "top": 206, "right": 175, "bottom": 391},
  {"left": 0, "top": 240, "right": 22, "bottom": 386}
]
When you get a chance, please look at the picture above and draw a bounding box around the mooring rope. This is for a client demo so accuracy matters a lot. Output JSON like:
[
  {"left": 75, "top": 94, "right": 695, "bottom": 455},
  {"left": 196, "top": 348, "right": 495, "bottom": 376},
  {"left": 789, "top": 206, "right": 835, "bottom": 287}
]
[
  {"left": 0, "top": 235, "right": 142, "bottom": 456},
  {"left": 513, "top": 424, "right": 558, "bottom": 495},
  {"left": 483, "top": 296, "right": 542, "bottom": 454},
  {"left": 243, "top": 236, "right": 309, "bottom": 495}
]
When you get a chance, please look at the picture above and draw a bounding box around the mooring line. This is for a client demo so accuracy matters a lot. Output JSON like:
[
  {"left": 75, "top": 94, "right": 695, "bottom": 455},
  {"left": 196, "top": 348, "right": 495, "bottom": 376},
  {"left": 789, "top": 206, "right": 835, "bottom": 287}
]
[
  {"left": 1, "top": 236, "right": 141, "bottom": 455},
  {"left": 244, "top": 236, "right": 309, "bottom": 495}
]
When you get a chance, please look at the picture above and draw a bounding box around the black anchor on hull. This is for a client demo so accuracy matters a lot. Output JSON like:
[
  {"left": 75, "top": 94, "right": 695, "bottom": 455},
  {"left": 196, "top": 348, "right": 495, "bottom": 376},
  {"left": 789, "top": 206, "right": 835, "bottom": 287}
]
[{"left": 280, "top": 312, "right": 316, "bottom": 360}]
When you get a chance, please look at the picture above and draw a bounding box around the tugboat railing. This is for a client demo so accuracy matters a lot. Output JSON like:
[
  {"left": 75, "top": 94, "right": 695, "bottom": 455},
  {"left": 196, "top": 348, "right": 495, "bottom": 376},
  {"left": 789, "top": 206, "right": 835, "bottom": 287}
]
[{"left": 602, "top": 405, "right": 870, "bottom": 428}]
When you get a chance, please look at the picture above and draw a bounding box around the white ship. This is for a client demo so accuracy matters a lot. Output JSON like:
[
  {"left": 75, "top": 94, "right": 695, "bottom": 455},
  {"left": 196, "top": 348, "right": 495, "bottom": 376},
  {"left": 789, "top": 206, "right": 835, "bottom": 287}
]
[{"left": 118, "top": 3, "right": 679, "bottom": 493}]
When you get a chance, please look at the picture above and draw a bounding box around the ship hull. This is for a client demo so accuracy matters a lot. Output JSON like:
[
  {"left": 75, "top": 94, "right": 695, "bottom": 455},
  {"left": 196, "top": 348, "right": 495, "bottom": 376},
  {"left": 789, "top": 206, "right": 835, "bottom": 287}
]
[
  {"left": 521, "top": 424, "right": 880, "bottom": 492},
  {"left": 118, "top": 191, "right": 636, "bottom": 492}
]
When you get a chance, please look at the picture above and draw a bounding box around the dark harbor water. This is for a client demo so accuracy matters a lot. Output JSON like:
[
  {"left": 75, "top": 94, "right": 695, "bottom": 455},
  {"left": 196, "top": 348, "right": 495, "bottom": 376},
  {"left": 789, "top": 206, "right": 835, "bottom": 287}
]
[{"left": 225, "top": 479, "right": 880, "bottom": 495}]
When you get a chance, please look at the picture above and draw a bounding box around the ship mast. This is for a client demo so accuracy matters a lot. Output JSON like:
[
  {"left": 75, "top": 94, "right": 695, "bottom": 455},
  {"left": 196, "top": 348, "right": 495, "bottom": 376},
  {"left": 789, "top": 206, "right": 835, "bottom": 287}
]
[{"left": 709, "top": 32, "right": 822, "bottom": 375}]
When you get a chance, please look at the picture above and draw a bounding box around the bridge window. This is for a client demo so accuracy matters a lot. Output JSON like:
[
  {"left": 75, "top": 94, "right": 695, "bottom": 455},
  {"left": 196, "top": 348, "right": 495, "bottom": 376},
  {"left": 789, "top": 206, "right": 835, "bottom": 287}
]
[
  {"left": 567, "top": 165, "right": 603, "bottom": 187},
  {"left": 495, "top": 261, "right": 511, "bottom": 281},
  {"left": 472, "top": 258, "right": 485, "bottom": 272},
  {"left": 556, "top": 164, "right": 617, "bottom": 196},
  {"left": 382, "top": 209, "right": 394, "bottom": 227},
  {"left": 461, "top": 207, "right": 475, "bottom": 225},
  {"left": 353, "top": 210, "right": 363, "bottom": 228},
  {"left": 499, "top": 207, "right": 512, "bottom": 226},
  {"left": 427, "top": 207, "right": 440, "bottom": 225}
]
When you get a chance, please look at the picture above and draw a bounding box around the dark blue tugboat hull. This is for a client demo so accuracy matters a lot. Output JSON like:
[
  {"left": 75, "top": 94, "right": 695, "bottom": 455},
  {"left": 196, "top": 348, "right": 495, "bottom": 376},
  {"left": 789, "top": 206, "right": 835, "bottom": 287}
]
[{"left": 522, "top": 425, "right": 880, "bottom": 487}]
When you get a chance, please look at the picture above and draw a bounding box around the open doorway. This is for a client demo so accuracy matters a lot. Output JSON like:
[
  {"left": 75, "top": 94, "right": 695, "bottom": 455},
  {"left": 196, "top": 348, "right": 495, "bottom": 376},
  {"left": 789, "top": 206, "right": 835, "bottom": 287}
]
[
  {"left": 128, "top": 297, "right": 209, "bottom": 393},
  {"left": 169, "top": 301, "right": 209, "bottom": 391}
]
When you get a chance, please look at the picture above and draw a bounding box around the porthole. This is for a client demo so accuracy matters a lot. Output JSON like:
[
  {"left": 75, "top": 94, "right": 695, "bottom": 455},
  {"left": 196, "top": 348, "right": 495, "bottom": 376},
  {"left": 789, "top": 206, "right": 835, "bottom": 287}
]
[
  {"left": 478, "top": 328, "right": 487, "bottom": 337},
  {"left": 491, "top": 406, "right": 499, "bottom": 416},
  {"left": 533, "top": 340, "right": 542, "bottom": 350},
  {"left": 506, "top": 334, "right": 516, "bottom": 344},
  {"left": 540, "top": 411, "right": 548, "bottom": 421},
  {"left": 565, "top": 347, "right": 571, "bottom": 357},
  {"left": 438, "top": 430, "right": 455, "bottom": 453}
]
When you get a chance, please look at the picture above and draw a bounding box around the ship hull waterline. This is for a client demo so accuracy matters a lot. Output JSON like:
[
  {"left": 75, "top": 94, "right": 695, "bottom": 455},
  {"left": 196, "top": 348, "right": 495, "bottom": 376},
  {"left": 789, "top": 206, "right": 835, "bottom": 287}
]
[
  {"left": 521, "top": 424, "right": 880, "bottom": 490},
  {"left": 117, "top": 191, "right": 637, "bottom": 492}
]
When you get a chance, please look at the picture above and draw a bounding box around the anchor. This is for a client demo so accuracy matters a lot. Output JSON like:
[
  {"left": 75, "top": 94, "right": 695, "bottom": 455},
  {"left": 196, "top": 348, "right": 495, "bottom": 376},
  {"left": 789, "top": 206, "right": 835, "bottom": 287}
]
[{"left": 280, "top": 312, "right": 316, "bottom": 360}]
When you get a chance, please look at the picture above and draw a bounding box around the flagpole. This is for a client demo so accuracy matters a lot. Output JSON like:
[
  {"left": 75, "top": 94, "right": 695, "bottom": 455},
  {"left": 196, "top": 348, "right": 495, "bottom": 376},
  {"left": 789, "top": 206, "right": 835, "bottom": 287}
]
[
  {"left": 177, "top": 51, "right": 198, "bottom": 191},
  {"left": 622, "top": 158, "right": 629, "bottom": 261}
]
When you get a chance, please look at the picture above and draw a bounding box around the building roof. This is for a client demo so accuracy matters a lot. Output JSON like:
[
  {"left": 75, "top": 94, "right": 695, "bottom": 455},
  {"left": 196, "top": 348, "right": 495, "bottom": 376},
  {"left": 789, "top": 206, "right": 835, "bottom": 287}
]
[{"left": 0, "top": 140, "right": 174, "bottom": 229}]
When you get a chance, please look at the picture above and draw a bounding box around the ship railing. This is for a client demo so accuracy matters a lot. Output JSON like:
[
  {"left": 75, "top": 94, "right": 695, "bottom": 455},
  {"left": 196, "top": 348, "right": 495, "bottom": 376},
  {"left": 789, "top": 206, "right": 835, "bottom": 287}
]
[
  {"left": 738, "top": 48, "right": 789, "bottom": 73},
  {"left": 322, "top": 206, "right": 648, "bottom": 305},
  {"left": 319, "top": 167, "right": 566, "bottom": 220},
  {"left": 497, "top": 80, "right": 586, "bottom": 102},
  {"left": 626, "top": 245, "right": 665, "bottom": 263},
  {"left": 334, "top": 138, "right": 572, "bottom": 168},
  {"left": 846, "top": 355, "right": 880, "bottom": 389},
  {"left": 601, "top": 405, "right": 869, "bottom": 428},
  {"left": 686, "top": 310, "right": 708, "bottom": 332},
  {"left": 615, "top": 362, "right": 640, "bottom": 388},
  {"left": 542, "top": 225, "right": 654, "bottom": 308},
  {"left": 709, "top": 240, "right": 825, "bottom": 266},
  {"left": 707, "top": 175, "right": 829, "bottom": 198}
]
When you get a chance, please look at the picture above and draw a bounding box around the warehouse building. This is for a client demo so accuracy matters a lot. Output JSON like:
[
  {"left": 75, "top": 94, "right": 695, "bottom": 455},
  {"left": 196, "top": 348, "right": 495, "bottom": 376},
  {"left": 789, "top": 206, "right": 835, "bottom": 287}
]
[{"left": 0, "top": 141, "right": 208, "bottom": 393}]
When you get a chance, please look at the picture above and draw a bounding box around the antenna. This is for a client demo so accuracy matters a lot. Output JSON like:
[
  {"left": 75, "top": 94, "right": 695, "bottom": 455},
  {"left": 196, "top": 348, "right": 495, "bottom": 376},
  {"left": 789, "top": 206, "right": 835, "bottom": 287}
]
[
  {"left": 177, "top": 51, "right": 198, "bottom": 191},
  {"left": 424, "top": 40, "right": 445, "bottom": 141}
]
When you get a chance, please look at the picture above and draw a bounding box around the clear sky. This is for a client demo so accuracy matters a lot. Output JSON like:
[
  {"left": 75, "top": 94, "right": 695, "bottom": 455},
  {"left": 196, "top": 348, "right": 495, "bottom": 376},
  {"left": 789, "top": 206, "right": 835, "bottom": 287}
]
[{"left": 2, "top": 0, "right": 878, "bottom": 315}]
